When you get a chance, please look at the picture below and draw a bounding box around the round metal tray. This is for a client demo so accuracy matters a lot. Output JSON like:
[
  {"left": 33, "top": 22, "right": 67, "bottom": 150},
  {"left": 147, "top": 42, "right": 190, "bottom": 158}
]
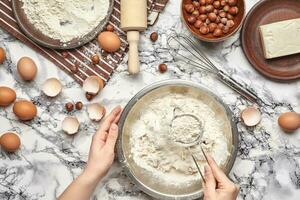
[
  {"left": 117, "top": 80, "right": 239, "bottom": 200},
  {"left": 12, "top": 0, "right": 114, "bottom": 49}
]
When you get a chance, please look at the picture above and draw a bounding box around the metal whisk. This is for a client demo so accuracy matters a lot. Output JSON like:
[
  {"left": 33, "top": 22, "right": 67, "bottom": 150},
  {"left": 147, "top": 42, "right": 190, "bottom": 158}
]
[{"left": 167, "top": 34, "right": 265, "bottom": 106}]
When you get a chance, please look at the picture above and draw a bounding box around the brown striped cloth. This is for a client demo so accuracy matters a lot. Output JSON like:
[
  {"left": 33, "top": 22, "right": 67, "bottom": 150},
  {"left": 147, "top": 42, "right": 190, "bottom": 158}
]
[{"left": 0, "top": 0, "right": 169, "bottom": 85}]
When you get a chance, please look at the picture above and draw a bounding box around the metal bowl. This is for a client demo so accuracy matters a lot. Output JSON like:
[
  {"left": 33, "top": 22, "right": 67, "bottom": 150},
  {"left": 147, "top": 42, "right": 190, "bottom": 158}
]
[{"left": 117, "top": 80, "right": 239, "bottom": 200}]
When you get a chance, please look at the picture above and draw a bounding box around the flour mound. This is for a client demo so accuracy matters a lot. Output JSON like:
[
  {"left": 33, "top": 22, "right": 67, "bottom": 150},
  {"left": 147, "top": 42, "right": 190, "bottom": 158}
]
[
  {"left": 130, "top": 94, "right": 230, "bottom": 186},
  {"left": 21, "top": 0, "right": 110, "bottom": 43}
]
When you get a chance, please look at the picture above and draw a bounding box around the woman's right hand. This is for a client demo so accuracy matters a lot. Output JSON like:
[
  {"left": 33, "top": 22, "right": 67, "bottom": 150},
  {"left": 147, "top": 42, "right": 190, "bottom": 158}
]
[{"left": 203, "top": 154, "right": 239, "bottom": 200}]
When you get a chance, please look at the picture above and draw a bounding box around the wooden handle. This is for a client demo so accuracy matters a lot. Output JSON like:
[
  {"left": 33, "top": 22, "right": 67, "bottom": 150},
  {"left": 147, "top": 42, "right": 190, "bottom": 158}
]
[{"left": 127, "top": 31, "right": 140, "bottom": 74}]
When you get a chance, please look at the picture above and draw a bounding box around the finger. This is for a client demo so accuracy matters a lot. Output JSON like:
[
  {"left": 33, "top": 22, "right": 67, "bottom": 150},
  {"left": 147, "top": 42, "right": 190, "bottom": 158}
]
[
  {"left": 104, "top": 123, "right": 119, "bottom": 151},
  {"left": 206, "top": 154, "right": 231, "bottom": 184},
  {"left": 203, "top": 165, "right": 216, "bottom": 195},
  {"left": 99, "top": 106, "right": 122, "bottom": 133},
  {"left": 113, "top": 108, "right": 123, "bottom": 124}
]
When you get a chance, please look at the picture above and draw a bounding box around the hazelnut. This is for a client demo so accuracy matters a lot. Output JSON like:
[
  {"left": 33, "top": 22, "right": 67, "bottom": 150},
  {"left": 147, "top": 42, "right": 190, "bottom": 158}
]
[
  {"left": 208, "top": 23, "right": 218, "bottom": 33},
  {"left": 206, "top": 0, "right": 214, "bottom": 4},
  {"left": 219, "top": 11, "right": 227, "bottom": 18},
  {"left": 223, "top": 5, "right": 230, "bottom": 12},
  {"left": 215, "top": 16, "right": 221, "bottom": 23},
  {"left": 213, "top": 1, "right": 221, "bottom": 9},
  {"left": 184, "top": 4, "right": 195, "bottom": 13},
  {"left": 199, "top": 26, "right": 209, "bottom": 34},
  {"left": 192, "top": 1, "right": 200, "bottom": 8},
  {"left": 199, "top": 0, "right": 206, "bottom": 6},
  {"left": 227, "top": 13, "right": 234, "bottom": 20},
  {"left": 226, "top": 20, "right": 235, "bottom": 28},
  {"left": 229, "top": 6, "right": 239, "bottom": 15},
  {"left": 150, "top": 32, "right": 158, "bottom": 42},
  {"left": 199, "top": 6, "right": 207, "bottom": 14},
  {"left": 65, "top": 102, "right": 74, "bottom": 112},
  {"left": 91, "top": 54, "right": 100, "bottom": 64},
  {"left": 220, "top": 0, "right": 226, "bottom": 6},
  {"left": 85, "top": 92, "right": 95, "bottom": 101},
  {"left": 194, "top": 20, "right": 203, "bottom": 29},
  {"left": 228, "top": 0, "right": 237, "bottom": 6},
  {"left": 213, "top": 28, "right": 223, "bottom": 37},
  {"left": 206, "top": 5, "right": 214, "bottom": 12},
  {"left": 75, "top": 101, "right": 83, "bottom": 110},
  {"left": 192, "top": 10, "right": 200, "bottom": 17},
  {"left": 158, "top": 64, "right": 167, "bottom": 73},
  {"left": 218, "top": 23, "right": 225, "bottom": 29},
  {"left": 187, "top": 16, "right": 197, "bottom": 24},
  {"left": 106, "top": 24, "right": 114, "bottom": 32},
  {"left": 208, "top": 12, "right": 217, "bottom": 22},
  {"left": 205, "top": 18, "right": 211, "bottom": 25},
  {"left": 61, "top": 51, "right": 69, "bottom": 58},
  {"left": 70, "top": 64, "right": 79, "bottom": 74},
  {"left": 198, "top": 14, "right": 207, "bottom": 21},
  {"left": 213, "top": 9, "right": 218, "bottom": 14},
  {"left": 221, "top": 17, "right": 228, "bottom": 25},
  {"left": 222, "top": 26, "right": 230, "bottom": 33}
]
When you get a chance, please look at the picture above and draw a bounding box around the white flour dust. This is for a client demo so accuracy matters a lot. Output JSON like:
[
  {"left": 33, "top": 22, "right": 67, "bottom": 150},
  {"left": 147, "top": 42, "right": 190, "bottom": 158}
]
[
  {"left": 21, "top": 0, "right": 110, "bottom": 43},
  {"left": 130, "top": 94, "right": 230, "bottom": 186}
]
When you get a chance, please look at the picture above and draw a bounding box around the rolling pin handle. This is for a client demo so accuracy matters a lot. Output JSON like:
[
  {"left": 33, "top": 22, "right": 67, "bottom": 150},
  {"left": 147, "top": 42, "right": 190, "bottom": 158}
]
[{"left": 127, "top": 31, "right": 140, "bottom": 74}]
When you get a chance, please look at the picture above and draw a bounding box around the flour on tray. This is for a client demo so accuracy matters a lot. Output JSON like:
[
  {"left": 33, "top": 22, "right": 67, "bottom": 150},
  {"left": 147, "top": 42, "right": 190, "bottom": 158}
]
[
  {"left": 130, "top": 93, "right": 230, "bottom": 186},
  {"left": 21, "top": 0, "right": 110, "bottom": 43}
]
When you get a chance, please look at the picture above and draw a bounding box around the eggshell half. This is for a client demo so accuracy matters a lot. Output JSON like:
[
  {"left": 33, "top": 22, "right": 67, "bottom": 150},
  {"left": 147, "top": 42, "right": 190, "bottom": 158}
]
[
  {"left": 87, "top": 103, "right": 106, "bottom": 121},
  {"left": 241, "top": 107, "right": 261, "bottom": 127},
  {"left": 62, "top": 116, "right": 80, "bottom": 135},
  {"left": 82, "top": 76, "right": 104, "bottom": 95},
  {"left": 42, "top": 78, "right": 62, "bottom": 97}
]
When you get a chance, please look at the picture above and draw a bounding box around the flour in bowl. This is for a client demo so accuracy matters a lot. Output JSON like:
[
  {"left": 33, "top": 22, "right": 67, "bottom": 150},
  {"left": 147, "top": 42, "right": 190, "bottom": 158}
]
[
  {"left": 130, "top": 93, "right": 230, "bottom": 186},
  {"left": 21, "top": 0, "right": 110, "bottom": 42}
]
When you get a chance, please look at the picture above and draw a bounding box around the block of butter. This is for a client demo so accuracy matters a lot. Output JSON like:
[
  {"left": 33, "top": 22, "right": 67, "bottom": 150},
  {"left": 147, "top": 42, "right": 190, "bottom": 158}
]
[{"left": 259, "top": 18, "right": 300, "bottom": 59}]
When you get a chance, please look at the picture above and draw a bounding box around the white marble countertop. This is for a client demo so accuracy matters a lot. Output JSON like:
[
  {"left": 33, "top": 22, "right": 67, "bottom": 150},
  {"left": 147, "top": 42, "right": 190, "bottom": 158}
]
[{"left": 0, "top": 0, "right": 300, "bottom": 199}]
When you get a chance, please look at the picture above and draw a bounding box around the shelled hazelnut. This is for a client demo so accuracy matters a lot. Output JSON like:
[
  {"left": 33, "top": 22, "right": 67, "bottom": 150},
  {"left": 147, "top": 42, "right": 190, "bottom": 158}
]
[
  {"left": 158, "top": 63, "right": 168, "bottom": 73},
  {"left": 75, "top": 101, "right": 83, "bottom": 110},
  {"left": 106, "top": 24, "right": 114, "bottom": 32},
  {"left": 150, "top": 32, "right": 159, "bottom": 42},
  {"left": 91, "top": 54, "right": 100, "bottom": 64},
  {"left": 65, "top": 102, "right": 74, "bottom": 112}
]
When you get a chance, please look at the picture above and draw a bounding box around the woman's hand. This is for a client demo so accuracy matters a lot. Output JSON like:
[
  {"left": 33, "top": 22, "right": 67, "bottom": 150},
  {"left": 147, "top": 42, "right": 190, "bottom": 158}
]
[
  {"left": 83, "top": 105, "right": 122, "bottom": 182},
  {"left": 203, "top": 154, "right": 239, "bottom": 200}
]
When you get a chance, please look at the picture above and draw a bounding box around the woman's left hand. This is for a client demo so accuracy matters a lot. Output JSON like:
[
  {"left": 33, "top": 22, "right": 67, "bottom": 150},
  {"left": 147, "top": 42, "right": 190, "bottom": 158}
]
[{"left": 83, "top": 106, "right": 122, "bottom": 182}]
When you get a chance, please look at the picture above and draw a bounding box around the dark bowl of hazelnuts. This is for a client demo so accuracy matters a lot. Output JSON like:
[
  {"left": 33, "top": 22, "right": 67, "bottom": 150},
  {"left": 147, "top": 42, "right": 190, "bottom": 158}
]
[{"left": 182, "top": 0, "right": 245, "bottom": 42}]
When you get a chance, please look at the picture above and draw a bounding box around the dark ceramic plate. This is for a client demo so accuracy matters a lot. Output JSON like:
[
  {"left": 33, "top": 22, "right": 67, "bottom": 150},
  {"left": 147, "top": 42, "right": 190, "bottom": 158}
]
[
  {"left": 241, "top": 0, "right": 300, "bottom": 81},
  {"left": 12, "top": 0, "right": 114, "bottom": 49}
]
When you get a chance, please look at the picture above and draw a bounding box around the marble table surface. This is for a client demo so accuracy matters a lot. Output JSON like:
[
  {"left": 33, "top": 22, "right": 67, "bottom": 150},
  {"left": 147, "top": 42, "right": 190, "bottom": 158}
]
[{"left": 0, "top": 0, "right": 299, "bottom": 199}]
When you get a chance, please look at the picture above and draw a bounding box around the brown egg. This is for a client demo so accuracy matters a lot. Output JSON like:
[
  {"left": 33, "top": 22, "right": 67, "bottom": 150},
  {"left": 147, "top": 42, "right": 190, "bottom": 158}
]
[
  {"left": 13, "top": 100, "right": 37, "bottom": 120},
  {"left": 0, "top": 86, "right": 16, "bottom": 106},
  {"left": 17, "top": 57, "right": 38, "bottom": 81},
  {"left": 278, "top": 112, "right": 300, "bottom": 133},
  {"left": 0, "top": 47, "right": 6, "bottom": 64},
  {"left": 0, "top": 132, "right": 21, "bottom": 152},
  {"left": 97, "top": 31, "right": 121, "bottom": 53}
]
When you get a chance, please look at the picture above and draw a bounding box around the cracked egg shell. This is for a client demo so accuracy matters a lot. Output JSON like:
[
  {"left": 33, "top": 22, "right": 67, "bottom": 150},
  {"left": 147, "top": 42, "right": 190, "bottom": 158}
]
[
  {"left": 87, "top": 103, "right": 106, "bottom": 121},
  {"left": 62, "top": 116, "right": 80, "bottom": 135},
  {"left": 0, "top": 132, "right": 21, "bottom": 153},
  {"left": 42, "top": 78, "right": 62, "bottom": 97},
  {"left": 82, "top": 76, "right": 104, "bottom": 95},
  {"left": 241, "top": 107, "right": 261, "bottom": 127},
  {"left": 13, "top": 100, "right": 37, "bottom": 121}
]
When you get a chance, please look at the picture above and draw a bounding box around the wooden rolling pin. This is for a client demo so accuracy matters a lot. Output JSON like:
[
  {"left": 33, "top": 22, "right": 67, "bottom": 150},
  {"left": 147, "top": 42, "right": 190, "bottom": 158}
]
[{"left": 121, "top": 0, "right": 147, "bottom": 74}]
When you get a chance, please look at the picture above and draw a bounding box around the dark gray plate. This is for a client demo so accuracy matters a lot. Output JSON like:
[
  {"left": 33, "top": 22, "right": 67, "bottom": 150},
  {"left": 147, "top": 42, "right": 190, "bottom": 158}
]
[{"left": 12, "top": 0, "right": 114, "bottom": 49}]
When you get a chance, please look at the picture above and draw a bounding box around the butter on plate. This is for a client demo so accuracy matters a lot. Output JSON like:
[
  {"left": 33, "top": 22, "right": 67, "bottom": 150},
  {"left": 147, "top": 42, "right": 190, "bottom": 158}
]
[{"left": 259, "top": 18, "right": 300, "bottom": 59}]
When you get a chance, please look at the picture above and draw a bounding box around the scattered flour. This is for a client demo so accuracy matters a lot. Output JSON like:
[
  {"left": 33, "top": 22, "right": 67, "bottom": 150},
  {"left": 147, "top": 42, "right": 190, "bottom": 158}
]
[
  {"left": 130, "top": 93, "right": 230, "bottom": 186},
  {"left": 21, "top": 0, "right": 110, "bottom": 42}
]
